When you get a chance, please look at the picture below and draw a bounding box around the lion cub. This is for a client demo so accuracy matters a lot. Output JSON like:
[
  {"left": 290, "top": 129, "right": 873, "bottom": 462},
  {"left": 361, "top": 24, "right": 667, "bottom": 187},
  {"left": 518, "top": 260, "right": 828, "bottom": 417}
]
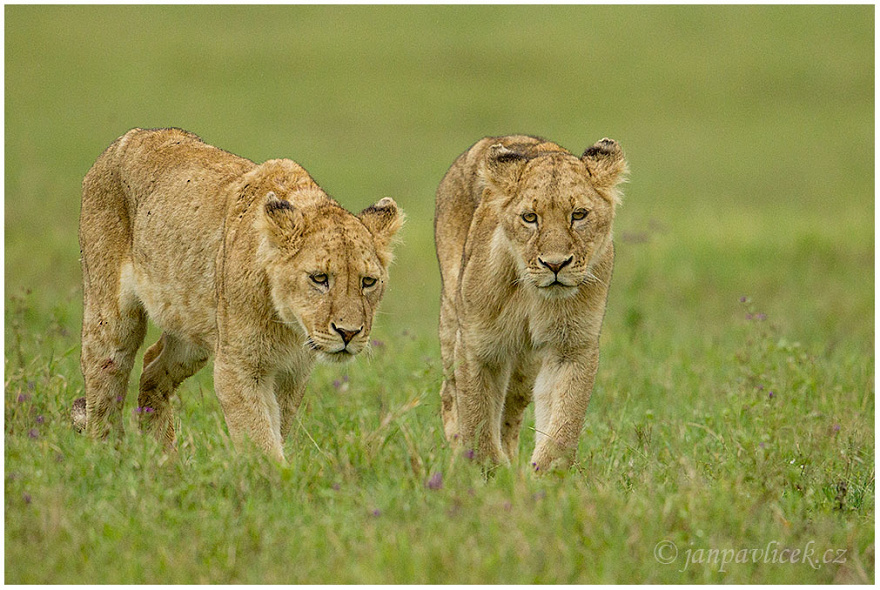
[
  {"left": 434, "top": 135, "right": 627, "bottom": 472},
  {"left": 78, "top": 128, "right": 403, "bottom": 461}
]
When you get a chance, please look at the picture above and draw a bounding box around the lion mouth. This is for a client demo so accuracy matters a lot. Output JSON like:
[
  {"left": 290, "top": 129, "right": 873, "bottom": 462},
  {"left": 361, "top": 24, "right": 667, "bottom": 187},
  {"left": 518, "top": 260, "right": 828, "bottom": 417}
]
[
  {"left": 535, "top": 279, "right": 578, "bottom": 298},
  {"left": 307, "top": 338, "right": 364, "bottom": 363},
  {"left": 307, "top": 337, "right": 357, "bottom": 357},
  {"left": 536, "top": 277, "right": 576, "bottom": 289}
]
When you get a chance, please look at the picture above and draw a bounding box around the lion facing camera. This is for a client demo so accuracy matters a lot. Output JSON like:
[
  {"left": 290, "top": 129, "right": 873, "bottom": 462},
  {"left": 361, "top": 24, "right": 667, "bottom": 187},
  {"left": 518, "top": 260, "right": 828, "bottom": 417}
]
[
  {"left": 434, "top": 135, "right": 627, "bottom": 473},
  {"left": 76, "top": 128, "right": 403, "bottom": 461}
]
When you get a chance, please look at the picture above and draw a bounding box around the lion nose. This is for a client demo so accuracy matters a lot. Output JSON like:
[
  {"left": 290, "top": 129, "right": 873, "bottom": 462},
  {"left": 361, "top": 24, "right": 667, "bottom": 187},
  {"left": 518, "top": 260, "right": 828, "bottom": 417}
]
[
  {"left": 538, "top": 256, "right": 573, "bottom": 275},
  {"left": 332, "top": 323, "right": 363, "bottom": 345}
]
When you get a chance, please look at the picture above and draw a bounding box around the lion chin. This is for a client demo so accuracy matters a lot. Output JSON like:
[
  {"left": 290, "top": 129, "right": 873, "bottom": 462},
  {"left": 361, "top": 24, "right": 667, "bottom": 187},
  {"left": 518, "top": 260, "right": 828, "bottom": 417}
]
[
  {"left": 316, "top": 349, "right": 358, "bottom": 364},
  {"left": 535, "top": 282, "right": 579, "bottom": 300}
]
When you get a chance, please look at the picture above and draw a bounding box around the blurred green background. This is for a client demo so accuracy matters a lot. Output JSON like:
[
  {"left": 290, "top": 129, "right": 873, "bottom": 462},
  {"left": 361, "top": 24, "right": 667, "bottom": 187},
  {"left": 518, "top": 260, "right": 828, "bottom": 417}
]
[
  {"left": 6, "top": 5, "right": 872, "bottom": 347},
  {"left": 4, "top": 6, "right": 874, "bottom": 584}
]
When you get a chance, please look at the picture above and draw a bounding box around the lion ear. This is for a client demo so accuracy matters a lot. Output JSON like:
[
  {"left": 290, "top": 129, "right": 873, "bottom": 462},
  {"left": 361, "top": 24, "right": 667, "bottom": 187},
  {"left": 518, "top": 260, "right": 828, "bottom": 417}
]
[
  {"left": 582, "top": 138, "right": 628, "bottom": 199},
  {"left": 258, "top": 191, "right": 304, "bottom": 250},
  {"left": 359, "top": 197, "right": 405, "bottom": 267},
  {"left": 482, "top": 143, "right": 528, "bottom": 193}
]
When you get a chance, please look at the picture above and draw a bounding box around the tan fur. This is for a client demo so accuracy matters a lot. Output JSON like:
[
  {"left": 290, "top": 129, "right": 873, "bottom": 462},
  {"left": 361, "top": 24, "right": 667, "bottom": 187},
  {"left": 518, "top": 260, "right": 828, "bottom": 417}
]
[
  {"left": 78, "top": 128, "right": 403, "bottom": 461},
  {"left": 434, "top": 135, "right": 627, "bottom": 472}
]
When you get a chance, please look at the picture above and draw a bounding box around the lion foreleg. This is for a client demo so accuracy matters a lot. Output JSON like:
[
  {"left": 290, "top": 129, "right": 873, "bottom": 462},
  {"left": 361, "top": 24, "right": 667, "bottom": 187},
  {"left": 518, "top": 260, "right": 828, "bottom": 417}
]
[
  {"left": 530, "top": 345, "right": 598, "bottom": 473},
  {"left": 213, "top": 357, "right": 285, "bottom": 462},
  {"left": 500, "top": 352, "right": 538, "bottom": 462},
  {"left": 275, "top": 360, "right": 313, "bottom": 442},
  {"left": 453, "top": 346, "right": 512, "bottom": 466}
]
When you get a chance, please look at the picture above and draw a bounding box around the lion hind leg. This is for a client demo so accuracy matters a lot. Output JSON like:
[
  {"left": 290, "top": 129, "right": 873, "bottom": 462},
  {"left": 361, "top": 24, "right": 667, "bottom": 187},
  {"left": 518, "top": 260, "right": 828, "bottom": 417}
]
[
  {"left": 80, "top": 309, "right": 146, "bottom": 440},
  {"left": 80, "top": 166, "right": 147, "bottom": 439},
  {"left": 438, "top": 293, "right": 461, "bottom": 443},
  {"left": 137, "top": 333, "right": 208, "bottom": 448},
  {"left": 440, "top": 379, "right": 460, "bottom": 443}
]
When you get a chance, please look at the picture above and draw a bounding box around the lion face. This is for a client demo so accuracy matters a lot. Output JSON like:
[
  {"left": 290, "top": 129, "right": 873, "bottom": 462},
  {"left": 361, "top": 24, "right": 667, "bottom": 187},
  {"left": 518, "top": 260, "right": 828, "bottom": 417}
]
[
  {"left": 484, "top": 139, "right": 627, "bottom": 299},
  {"left": 258, "top": 192, "right": 403, "bottom": 361}
]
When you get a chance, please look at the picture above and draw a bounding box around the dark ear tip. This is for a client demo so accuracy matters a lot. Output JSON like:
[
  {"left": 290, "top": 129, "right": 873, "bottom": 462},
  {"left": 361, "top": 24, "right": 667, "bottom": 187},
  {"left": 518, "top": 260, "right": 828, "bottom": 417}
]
[
  {"left": 488, "top": 143, "right": 527, "bottom": 163},
  {"left": 360, "top": 197, "right": 399, "bottom": 218},
  {"left": 373, "top": 197, "right": 398, "bottom": 211},
  {"left": 265, "top": 192, "right": 293, "bottom": 213},
  {"left": 582, "top": 138, "right": 621, "bottom": 159}
]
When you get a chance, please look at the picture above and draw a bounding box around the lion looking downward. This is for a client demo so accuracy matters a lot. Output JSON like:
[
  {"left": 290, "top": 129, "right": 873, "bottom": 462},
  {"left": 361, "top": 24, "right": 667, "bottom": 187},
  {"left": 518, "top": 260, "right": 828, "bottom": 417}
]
[
  {"left": 77, "top": 128, "right": 403, "bottom": 461},
  {"left": 434, "top": 135, "right": 627, "bottom": 472}
]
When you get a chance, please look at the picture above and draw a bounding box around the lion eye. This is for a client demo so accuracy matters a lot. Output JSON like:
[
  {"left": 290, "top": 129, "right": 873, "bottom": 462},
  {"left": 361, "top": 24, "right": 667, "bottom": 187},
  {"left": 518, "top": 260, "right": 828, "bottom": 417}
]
[
  {"left": 521, "top": 212, "right": 538, "bottom": 224},
  {"left": 362, "top": 277, "right": 378, "bottom": 289},
  {"left": 310, "top": 273, "right": 328, "bottom": 286},
  {"left": 572, "top": 209, "right": 589, "bottom": 221}
]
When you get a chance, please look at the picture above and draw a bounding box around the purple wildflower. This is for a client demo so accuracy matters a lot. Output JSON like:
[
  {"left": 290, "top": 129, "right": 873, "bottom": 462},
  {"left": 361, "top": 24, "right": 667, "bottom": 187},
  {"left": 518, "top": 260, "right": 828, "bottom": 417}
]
[
  {"left": 332, "top": 483, "right": 341, "bottom": 491},
  {"left": 759, "top": 442, "right": 765, "bottom": 449},
  {"left": 426, "top": 472, "right": 443, "bottom": 490},
  {"left": 832, "top": 424, "right": 841, "bottom": 434},
  {"left": 35, "top": 415, "right": 44, "bottom": 425},
  {"left": 26, "top": 381, "right": 35, "bottom": 391},
  {"left": 16, "top": 393, "right": 29, "bottom": 403},
  {"left": 28, "top": 428, "right": 39, "bottom": 439},
  {"left": 464, "top": 449, "right": 475, "bottom": 460},
  {"left": 22, "top": 492, "right": 31, "bottom": 505},
  {"left": 739, "top": 296, "right": 748, "bottom": 303},
  {"left": 371, "top": 509, "right": 381, "bottom": 517},
  {"left": 371, "top": 339, "right": 385, "bottom": 348},
  {"left": 332, "top": 379, "right": 342, "bottom": 389},
  {"left": 768, "top": 391, "right": 775, "bottom": 399}
]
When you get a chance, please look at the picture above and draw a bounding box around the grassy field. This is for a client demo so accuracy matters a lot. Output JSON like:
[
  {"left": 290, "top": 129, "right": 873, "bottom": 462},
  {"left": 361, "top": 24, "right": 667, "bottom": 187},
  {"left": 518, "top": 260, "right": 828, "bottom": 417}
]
[{"left": 5, "top": 5, "right": 874, "bottom": 583}]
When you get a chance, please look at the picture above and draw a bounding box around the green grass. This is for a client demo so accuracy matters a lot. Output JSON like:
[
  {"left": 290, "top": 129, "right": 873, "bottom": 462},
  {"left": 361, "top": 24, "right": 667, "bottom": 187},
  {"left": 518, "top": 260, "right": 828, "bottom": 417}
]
[{"left": 5, "top": 5, "right": 873, "bottom": 583}]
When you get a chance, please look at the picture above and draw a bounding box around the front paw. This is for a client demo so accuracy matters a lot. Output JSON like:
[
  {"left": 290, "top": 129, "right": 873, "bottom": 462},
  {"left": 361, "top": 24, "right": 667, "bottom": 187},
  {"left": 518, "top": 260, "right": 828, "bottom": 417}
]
[{"left": 530, "top": 444, "right": 575, "bottom": 475}]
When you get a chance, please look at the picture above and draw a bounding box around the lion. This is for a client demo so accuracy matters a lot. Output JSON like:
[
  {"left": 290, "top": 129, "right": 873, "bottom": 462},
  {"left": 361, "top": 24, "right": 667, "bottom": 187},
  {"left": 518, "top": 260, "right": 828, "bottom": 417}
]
[
  {"left": 76, "top": 127, "right": 403, "bottom": 462},
  {"left": 434, "top": 135, "right": 627, "bottom": 473}
]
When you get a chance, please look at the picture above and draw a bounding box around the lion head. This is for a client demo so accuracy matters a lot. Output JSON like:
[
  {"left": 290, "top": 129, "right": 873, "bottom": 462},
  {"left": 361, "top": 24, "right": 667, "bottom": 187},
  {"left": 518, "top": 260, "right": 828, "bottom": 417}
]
[
  {"left": 257, "top": 191, "right": 403, "bottom": 361},
  {"left": 481, "top": 138, "right": 627, "bottom": 299}
]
